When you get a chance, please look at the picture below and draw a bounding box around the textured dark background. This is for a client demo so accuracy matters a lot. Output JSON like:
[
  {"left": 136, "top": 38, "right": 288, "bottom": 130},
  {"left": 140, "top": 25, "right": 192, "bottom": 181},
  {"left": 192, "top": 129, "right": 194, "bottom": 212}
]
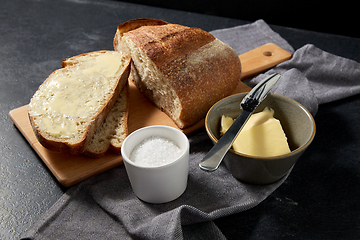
[{"left": 121, "top": 0, "right": 359, "bottom": 39}]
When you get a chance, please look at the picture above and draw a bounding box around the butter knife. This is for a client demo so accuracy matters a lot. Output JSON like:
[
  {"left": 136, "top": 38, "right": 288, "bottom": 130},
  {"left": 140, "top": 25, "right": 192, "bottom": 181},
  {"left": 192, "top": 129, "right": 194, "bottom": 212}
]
[{"left": 199, "top": 73, "right": 281, "bottom": 171}]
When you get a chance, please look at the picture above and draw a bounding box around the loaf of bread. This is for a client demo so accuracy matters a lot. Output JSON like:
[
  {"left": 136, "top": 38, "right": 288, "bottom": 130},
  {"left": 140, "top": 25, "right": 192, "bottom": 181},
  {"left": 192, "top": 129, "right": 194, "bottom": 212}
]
[
  {"left": 28, "top": 50, "right": 131, "bottom": 154},
  {"left": 113, "top": 18, "right": 241, "bottom": 129},
  {"left": 83, "top": 84, "right": 129, "bottom": 157}
]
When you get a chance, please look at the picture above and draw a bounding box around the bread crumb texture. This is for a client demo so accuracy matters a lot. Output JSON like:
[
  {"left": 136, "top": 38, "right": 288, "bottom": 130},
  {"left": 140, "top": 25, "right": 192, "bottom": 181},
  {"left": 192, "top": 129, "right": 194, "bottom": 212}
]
[
  {"left": 117, "top": 21, "right": 240, "bottom": 128},
  {"left": 84, "top": 86, "right": 128, "bottom": 156},
  {"left": 29, "top": 51, "right": 128, "bottom": 144}
]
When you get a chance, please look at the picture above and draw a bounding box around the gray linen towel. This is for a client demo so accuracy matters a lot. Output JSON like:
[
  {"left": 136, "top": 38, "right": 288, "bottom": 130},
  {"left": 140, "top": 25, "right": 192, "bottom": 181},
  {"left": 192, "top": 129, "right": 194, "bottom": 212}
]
[
  {"left": 22, "top": 20, "right": 360, "bottom": 240},
  {"left": 245, "top": 43, "right": 360, "bottom": 115},
  {"left": 210, "top": 19, "right": 295, "bottom": 55}
]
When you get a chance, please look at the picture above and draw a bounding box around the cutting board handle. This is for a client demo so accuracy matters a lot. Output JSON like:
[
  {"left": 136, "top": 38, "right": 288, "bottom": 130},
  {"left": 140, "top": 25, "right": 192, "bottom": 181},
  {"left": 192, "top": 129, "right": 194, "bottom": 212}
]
[{"left": 239, "top": 43, "right": 292, "bottom": 80}]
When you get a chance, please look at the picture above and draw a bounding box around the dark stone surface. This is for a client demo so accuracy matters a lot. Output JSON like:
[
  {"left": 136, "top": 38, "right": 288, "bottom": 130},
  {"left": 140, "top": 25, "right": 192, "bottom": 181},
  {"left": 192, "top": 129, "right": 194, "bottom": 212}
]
[
  {"left": 121, "top": 0, "right": 360, "bottom": 39},
  {"left": 1, "top": 0, "right": 359, "bottom": 239}
]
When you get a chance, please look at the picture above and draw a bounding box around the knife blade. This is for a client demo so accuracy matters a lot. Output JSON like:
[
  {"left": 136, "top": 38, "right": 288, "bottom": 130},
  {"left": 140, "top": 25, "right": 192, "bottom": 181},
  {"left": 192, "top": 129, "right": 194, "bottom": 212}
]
[{"left": 199, "top": 73, "right": 281, "bottom": 171}]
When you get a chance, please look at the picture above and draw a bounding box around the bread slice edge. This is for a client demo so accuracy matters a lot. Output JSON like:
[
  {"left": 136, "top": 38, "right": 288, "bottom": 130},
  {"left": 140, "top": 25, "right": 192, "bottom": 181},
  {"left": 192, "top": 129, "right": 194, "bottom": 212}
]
[{"left": 28, "top": 50, "right": 131, "bottom": 154}]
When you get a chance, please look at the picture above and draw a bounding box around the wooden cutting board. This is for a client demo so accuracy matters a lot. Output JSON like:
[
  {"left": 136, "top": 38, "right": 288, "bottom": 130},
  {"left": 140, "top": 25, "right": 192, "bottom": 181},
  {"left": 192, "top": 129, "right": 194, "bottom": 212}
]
[{"left": 9, "top": 43, "right": 291, "bottom": 187}]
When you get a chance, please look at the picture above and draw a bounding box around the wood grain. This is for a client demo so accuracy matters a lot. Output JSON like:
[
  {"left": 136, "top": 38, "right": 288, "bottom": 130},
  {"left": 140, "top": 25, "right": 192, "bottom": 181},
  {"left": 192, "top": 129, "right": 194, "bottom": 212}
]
[
  {"left": 8, "top": 43, "right": 291, "bottom": 187},
  {"left": 239, "top": 43, "right": 292, "bottom": 80}
]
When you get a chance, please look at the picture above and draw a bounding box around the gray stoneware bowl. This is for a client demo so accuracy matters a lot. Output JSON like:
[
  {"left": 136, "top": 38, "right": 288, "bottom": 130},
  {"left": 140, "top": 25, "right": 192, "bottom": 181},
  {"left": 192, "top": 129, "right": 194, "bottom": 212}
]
[{"left": 205, "top": 92, "right": 316, "bottom": 184}]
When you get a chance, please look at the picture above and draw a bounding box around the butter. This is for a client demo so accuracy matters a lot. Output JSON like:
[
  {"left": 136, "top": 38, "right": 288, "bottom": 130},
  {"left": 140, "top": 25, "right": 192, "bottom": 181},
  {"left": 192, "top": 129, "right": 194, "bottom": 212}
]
[
  {"left": 41, "top": 116, "right": 78, "bottom": 138},
  {"left": 29, "top": 52, "right": 124, "bottom": 138},
  {"left": 220, "top": 115, "right": 234, "bottom": 136},
  {"left": 82, "top": 53, "right": 122, "bottom": 77},
  {"left": 220, "top": 107, "right": 291, "bottom": 157}
]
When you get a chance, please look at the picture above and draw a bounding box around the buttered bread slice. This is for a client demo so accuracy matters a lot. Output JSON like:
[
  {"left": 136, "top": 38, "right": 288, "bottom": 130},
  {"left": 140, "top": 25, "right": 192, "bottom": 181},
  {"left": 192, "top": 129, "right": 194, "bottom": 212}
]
[{"left": 28, "top": 50, "right": 131, "bottom": 154}]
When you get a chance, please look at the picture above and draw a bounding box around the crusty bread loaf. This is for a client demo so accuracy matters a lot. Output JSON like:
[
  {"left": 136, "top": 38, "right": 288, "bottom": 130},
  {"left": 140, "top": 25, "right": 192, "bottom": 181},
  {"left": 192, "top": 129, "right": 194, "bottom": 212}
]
[
  {"left": 83, "top": 84, "right": 129, "bottom": 157},
  {"left": 28, "top": 50, "right": 131, "bottom": 154},
  {"left": 113, "top": 18, "right": 241, "bottom": 129}
]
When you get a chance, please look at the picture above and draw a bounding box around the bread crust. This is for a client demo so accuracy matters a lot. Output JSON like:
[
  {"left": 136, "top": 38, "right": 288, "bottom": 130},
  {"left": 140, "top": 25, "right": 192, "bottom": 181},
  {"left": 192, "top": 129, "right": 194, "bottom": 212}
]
[
  {"left": 114, "top": 18, "right": 167, "bottom": 55},
  {"left": 109, "top": 84, "right": 129, "bottom": 154},
  {"left": 114, "top": 18, "right": 168, "bottom": 39},
  {"left": 29, "top": 50, "right": 131, "bottom": 154},
  {"left": 114, "top": 19, "right": 241, "bottom": 128}
]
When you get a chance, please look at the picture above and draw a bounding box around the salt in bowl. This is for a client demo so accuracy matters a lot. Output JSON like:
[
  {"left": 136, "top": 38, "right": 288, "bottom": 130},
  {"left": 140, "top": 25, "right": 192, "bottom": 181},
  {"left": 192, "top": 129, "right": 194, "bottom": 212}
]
[{"left": 121, "top": 125, "right": 189, "bottom": 203}]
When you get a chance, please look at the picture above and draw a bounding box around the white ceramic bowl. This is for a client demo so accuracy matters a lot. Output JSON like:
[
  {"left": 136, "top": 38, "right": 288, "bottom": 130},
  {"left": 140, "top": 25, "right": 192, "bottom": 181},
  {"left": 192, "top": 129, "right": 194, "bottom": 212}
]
[{"left": 121, "top": 125, "right": 189, "bottom": 203}]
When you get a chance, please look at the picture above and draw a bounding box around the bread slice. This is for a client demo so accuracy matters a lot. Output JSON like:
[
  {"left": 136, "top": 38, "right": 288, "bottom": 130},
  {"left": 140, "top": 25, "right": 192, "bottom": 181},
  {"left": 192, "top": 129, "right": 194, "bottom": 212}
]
[
  {"left": 83, "top": 83, "right": 129, "bottom": 158},
  {"left": 113, "top": 19, "right": 241, "bottom": 129},
  {"left": 28, "top": 50, "right": 131, "bottom": 154}
]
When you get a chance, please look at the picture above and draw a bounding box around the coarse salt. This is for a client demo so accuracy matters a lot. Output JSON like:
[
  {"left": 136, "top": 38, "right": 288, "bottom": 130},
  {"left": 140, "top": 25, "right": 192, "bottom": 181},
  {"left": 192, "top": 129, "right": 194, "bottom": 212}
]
[{"left": 130, "top": 136, "right": 183, "bottom": 167}]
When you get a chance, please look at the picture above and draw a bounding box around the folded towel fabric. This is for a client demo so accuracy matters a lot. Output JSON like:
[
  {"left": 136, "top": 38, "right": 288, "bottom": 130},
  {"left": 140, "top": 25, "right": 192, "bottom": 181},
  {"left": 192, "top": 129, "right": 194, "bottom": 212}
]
[{"left": 245, "top": 44, "right": 360, "bottom": 115}]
